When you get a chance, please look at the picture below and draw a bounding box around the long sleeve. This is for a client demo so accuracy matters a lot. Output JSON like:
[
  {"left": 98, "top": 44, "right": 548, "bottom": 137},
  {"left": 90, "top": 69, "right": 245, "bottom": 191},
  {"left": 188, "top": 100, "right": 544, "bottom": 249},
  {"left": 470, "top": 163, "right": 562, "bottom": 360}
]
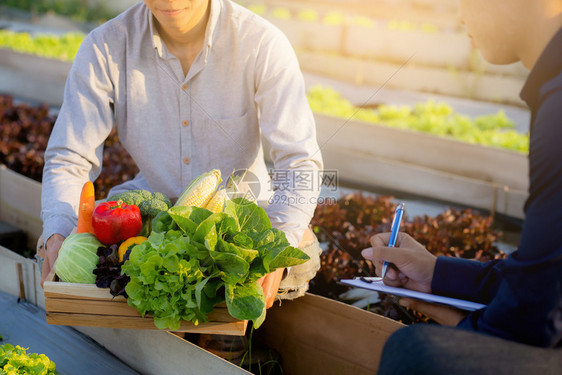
[
  {"left": 41, "top": 32, "right": 115, "bottom": 242},
  {"left": 431, "top": 84, "right": 562, "bottom": 347},
  {"left": 431, "top": 256, "right": 503, "bottom": 304},
  {"left": 254, "top": 28, "right": 323, "bottom": 247}
]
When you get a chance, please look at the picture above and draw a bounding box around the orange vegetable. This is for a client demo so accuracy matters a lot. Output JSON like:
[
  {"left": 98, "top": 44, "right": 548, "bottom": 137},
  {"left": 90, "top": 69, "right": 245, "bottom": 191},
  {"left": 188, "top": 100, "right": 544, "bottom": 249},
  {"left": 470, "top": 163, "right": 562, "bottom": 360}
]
[
  {"left": 76, "top": 181, "right": 95, "bottom": 234},
  {"left": 257, "top": 268, "right": 284, "bottom": 309}
]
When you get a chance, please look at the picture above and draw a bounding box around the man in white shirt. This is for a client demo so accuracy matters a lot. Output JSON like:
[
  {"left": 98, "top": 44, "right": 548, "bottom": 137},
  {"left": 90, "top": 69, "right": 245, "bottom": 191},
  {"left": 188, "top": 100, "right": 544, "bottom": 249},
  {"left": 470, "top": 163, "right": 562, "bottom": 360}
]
[{"left": 40, "top": 0, "right": 323, "bottom": 303}]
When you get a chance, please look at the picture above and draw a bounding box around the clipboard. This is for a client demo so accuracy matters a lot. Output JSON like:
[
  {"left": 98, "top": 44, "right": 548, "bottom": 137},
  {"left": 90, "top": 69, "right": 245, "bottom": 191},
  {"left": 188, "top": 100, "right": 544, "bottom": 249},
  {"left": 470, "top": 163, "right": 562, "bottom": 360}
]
[{"left": 340, "top": 277, "right": 486, "bottom": 312}]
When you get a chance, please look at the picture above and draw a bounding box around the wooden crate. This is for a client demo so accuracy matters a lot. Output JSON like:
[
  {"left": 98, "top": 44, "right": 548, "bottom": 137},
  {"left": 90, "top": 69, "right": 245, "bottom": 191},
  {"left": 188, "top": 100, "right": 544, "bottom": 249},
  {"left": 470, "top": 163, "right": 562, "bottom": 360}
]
[{"left": 43, "top": 267, "right": 248, "bottom": 336}]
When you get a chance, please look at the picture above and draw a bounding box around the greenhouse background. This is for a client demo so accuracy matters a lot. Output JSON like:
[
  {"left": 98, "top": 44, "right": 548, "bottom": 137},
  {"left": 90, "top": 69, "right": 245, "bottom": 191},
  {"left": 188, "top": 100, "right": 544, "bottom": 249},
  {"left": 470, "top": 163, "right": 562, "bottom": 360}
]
[{"left": 0, "top": 1, "right": 533, "bottom": 374}]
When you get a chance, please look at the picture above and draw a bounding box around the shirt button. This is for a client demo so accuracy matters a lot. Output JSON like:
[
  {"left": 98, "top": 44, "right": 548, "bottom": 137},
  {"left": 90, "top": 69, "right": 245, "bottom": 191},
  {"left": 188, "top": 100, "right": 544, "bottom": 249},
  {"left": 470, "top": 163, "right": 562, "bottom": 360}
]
[
  {"left": 183, "top": 157, "right": 190, "bottom": 165},
  {"left": 182, "top": 84, "right": 188, "bottom": 90},
  {"left": 182, "top": 120, "right": 189, "bottom": 127}
]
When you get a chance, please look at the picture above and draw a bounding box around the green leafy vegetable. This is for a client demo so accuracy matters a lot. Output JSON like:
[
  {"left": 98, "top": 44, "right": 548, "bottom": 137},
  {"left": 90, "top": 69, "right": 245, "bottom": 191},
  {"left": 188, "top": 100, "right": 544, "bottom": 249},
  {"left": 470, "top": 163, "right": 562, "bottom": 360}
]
[
  {"left": 0, "top": 343, "right": 57, "bottom": 375},
  {"left": 122, "top": 198, "right": 310, "bottom": 330},
  {"left": 55, "top": 233, "right": 102, "bottom": 284}
]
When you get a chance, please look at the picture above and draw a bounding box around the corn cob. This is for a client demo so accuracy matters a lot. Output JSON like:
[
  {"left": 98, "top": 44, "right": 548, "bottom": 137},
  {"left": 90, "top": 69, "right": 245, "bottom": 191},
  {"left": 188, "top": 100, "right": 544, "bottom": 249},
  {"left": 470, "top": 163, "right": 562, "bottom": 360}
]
[
  {"left": 204, "top": 187, "right": 228, "bottom": 213},
  {"left": 174, "top": 169, "right": 222, "bottom": 208}
]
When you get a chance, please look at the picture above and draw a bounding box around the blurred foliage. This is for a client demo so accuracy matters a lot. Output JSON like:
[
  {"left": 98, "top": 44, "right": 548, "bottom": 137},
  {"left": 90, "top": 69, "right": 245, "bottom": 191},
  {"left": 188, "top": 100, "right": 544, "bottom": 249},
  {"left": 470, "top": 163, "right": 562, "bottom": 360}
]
[
  {"left": 297, "top": 9, "right": 319, "bottom": 22},
  {"left": 271, "top": 7, "right": 291, "bottom": 20},
  {"left": 1, "top": 0, "right": 118, "bottom": 24},
  {"left": 307, "top": 85, "right": 529, "bottom": 153},
  {"left": 246, "top": 3, "right": 267, "bottom": 16},
  {"left": 0, "top": 30, "right": 84, "bottom": 61},
  {"left": 322, "top": 11, "right": 345, "bottom": 26}
]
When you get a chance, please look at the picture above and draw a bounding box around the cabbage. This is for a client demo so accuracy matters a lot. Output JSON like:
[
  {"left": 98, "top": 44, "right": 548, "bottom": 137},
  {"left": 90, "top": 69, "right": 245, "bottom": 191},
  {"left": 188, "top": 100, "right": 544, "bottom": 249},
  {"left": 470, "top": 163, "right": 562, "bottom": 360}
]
[{"left": 55, "top": 233, "right": 102, "bottom": 284}]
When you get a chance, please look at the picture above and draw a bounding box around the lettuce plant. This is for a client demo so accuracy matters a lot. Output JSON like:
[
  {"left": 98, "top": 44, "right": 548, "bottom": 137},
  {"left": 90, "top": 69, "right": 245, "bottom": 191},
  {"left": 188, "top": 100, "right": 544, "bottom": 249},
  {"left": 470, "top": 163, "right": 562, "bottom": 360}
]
[{"left": 0, "top": 343, "right": 56, "bottom": 375}]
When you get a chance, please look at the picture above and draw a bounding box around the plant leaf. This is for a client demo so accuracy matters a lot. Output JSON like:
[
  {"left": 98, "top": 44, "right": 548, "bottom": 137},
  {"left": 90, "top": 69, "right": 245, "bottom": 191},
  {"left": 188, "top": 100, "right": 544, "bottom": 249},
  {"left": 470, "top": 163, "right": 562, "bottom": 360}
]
[
  {"left": 209, "top": 251, "right": 249, "bottom": 285},
  {"left": 224, "top": 282, "right": 266, "bottom": 321},
  {"left": 224, "top": 198, "right": 271, "bottom": 235}
]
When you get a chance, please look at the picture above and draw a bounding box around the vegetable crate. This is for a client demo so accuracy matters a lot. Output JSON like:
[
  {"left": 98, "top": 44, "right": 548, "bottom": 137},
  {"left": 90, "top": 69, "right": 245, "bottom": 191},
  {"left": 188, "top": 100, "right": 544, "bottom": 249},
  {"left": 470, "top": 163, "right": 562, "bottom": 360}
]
[{"left": 43, "top": 268, "right": 248, "bottom": 336}]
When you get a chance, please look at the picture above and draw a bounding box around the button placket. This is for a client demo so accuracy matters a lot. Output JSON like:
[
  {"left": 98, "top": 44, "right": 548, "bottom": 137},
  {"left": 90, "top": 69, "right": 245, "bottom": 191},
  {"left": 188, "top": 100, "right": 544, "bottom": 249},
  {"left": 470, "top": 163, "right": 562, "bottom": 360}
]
[{"left": 179, "top": 82, "right": 192, "bottom": 185}]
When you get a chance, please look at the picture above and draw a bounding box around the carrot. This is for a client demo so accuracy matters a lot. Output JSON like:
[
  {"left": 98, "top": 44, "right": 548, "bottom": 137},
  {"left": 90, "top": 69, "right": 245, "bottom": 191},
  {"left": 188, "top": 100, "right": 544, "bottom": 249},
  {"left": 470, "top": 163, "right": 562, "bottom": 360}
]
[{"left": 76, "top": 181, "right": 95, "bottom": 234}]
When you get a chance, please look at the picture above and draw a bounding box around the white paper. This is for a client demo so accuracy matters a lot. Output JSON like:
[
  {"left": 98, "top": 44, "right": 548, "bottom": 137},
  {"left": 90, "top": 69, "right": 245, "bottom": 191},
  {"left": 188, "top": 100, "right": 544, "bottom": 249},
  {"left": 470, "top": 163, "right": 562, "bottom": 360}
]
[{"left": 340, "top": 278, "right": 486, "bottom": 312}]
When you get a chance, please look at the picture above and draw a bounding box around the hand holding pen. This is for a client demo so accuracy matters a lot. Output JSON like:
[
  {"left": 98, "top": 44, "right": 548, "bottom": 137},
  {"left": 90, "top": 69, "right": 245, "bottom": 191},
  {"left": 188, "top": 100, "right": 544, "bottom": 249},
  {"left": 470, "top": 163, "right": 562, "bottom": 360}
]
[
  {"left": 361, "top": 207, "right": 437, "bottom": 294},
  {"left": 382, "top": 203, "right": 405, "bottom": 278}
]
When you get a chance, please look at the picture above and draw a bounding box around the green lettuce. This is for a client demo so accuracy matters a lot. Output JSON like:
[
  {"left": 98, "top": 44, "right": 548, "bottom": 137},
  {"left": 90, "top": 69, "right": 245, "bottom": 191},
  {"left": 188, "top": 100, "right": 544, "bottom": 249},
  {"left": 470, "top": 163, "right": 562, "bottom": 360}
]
[
  {"left": 0, "top": 343, "right": 57, "bottom": 375},
  {"left": 122, "top": 198, "right": 310, "bottom": 330}
]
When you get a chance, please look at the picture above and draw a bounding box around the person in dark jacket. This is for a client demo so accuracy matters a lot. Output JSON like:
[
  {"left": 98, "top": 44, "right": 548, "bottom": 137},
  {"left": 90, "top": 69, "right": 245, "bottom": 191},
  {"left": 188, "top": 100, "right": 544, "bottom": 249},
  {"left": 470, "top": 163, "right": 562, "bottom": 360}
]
[{"left": 362, "top": 0, "right": 562, "bottom": 373}]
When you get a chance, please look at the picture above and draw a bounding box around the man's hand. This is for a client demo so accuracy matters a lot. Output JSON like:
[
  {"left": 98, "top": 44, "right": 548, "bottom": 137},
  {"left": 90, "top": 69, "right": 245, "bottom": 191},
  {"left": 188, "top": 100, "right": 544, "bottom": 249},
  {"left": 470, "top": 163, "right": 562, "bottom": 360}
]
[
  {"left": 40, "top": 234, "right": 65, "bottom": 287},
  {"left": 362, "top": 232, "right": 437, "bottom": 293},
  {"left": 399, "top": 298, "right": 467, "bottom": 326}
]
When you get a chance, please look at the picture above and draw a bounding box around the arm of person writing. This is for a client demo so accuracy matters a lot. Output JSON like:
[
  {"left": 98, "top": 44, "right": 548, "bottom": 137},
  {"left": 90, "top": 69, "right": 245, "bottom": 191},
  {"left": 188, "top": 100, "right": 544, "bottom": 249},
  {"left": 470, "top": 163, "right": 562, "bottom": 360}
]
[{"left": 362, "top": 232, "right": 466, "bottom": 326}]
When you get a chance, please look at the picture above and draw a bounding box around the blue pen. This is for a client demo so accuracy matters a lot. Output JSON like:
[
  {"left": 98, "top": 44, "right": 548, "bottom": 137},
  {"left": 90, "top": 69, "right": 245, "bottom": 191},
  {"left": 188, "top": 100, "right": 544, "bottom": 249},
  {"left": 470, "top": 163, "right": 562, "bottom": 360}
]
[{"left": 382, "top": 203, "right": 405, "bottom": 278}]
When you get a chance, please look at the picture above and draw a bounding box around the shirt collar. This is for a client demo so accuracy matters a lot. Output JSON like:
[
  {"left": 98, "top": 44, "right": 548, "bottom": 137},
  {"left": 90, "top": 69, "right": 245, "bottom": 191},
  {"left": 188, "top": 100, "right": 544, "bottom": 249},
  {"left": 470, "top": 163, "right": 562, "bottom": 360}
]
[
  {"left": 520, "top": 27, "right": 562, "bottom": 111},
  {"left": 148, "top": 0, "right": 222, "bottom": 60}
]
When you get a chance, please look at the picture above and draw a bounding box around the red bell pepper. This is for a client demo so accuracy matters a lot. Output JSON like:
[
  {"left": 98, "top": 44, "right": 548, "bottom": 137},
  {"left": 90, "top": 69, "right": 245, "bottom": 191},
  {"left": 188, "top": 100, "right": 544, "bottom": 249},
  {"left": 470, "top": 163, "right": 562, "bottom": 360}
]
[{"left": 91, "top": 200, "right": 143, "bottom": 245}]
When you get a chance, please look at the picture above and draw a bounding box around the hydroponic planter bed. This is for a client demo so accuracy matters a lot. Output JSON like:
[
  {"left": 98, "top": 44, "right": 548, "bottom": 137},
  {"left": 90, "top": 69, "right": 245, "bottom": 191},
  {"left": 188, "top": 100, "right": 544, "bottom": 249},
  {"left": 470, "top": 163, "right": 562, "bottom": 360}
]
[
  {"left": 311, "top": 113, "right": 528, "bottom": 219},
  {"left": 0, "top": 48, "right": 70, "bottom": 106}
]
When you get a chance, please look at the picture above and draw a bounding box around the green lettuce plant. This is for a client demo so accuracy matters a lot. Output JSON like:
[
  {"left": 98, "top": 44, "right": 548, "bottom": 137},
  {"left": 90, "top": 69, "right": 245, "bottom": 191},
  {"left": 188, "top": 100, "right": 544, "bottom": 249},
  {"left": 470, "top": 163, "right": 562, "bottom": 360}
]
[{"left": 0, "top": 343, "right": 57, "bottom": 375}]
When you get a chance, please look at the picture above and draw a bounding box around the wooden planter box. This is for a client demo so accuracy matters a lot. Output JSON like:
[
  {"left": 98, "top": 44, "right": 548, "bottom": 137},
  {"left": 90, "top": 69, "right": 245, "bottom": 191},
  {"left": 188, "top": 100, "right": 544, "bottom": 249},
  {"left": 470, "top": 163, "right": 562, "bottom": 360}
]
[
  {"left": 345, "top": 25, "right": 472, "bottom": 69},
  {"left": 256, "top": 293, "right": 404, "bottom": 375},
  {"left": 0, "top": 48, "right": 70, "bottom": 106},
  {"left": 267, "top": 18, "right": 344, "bottom": 53},
  {"left": 344, "top": 25, "right": 528, "bottom": 77},
  {"left": 0, "top": 165, "right": 43, "bottom": 249},
  {"left": 313, "top": 113, "right": 528, "bottom": 218},
  {"left": 0, "top": 245, "right": 39, "bottom": 305},
  {"left": 297, "top": 50, "right": 527, "bottom": 105},
  {"left": 43, "top": 267, "right": 248, "bottom": 336}
]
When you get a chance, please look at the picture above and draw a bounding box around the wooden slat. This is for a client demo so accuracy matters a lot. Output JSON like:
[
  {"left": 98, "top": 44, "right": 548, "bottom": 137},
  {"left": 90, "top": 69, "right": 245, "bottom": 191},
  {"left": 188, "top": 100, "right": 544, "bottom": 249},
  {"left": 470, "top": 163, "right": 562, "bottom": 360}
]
[
  {"left": 45, "top": 297, "right": 236, "bottom": 321},
  {"left": 320, "top": 145, "right": 527, "bottom": 218},
  {"left": 45, "top": 297, "right": 137, "bottom": 316},
  {"left": 256, "top": 293, "right": 404, "bottom": 375},
  {"left": 46, "top": 313, "right": 247, "bottom": 336},
  {"left": 43, "top": 281, "right": 127, "bottom": 301}
]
